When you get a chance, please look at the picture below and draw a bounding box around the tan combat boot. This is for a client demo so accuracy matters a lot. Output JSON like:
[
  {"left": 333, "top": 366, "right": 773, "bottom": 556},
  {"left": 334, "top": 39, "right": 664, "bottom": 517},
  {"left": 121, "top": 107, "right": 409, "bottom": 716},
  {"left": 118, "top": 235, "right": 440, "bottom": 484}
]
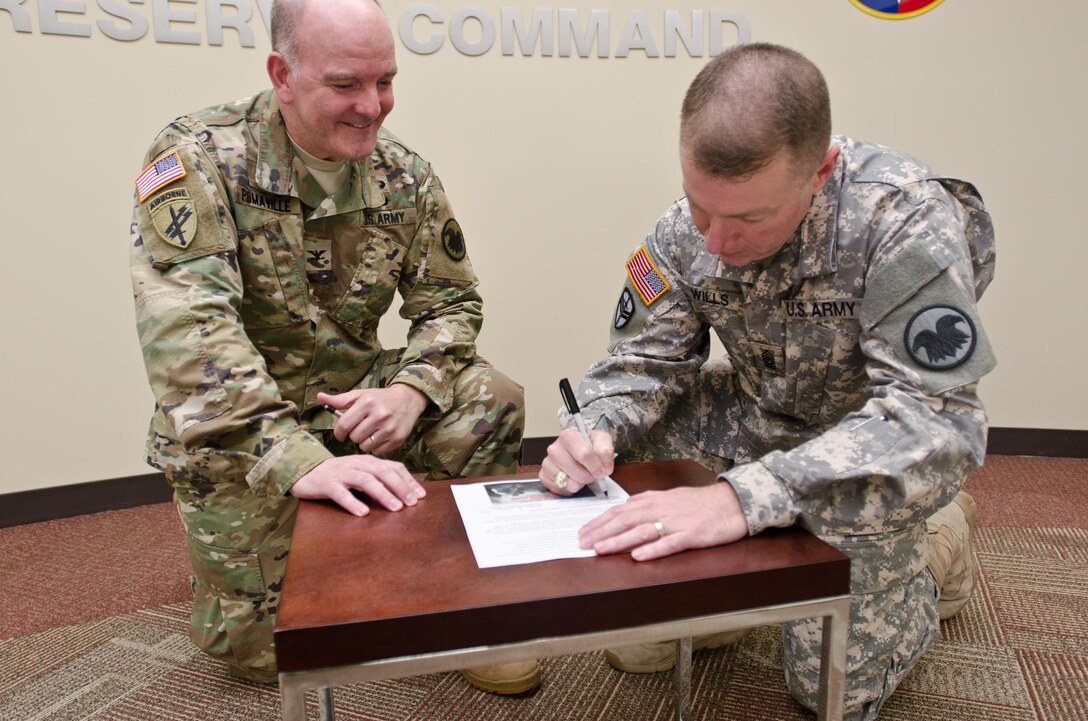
[
  {"left": 604, "top": 630, "right": 749, "bottom": 673},
  {"left": 226, "top": 663, "right": 277, "bottom": 685},
  {"left": 460, "top": 660, "right": 541, "bottom": 695},
  {"left": 926, "top": 491, "right": 979, "bottom": 620}
]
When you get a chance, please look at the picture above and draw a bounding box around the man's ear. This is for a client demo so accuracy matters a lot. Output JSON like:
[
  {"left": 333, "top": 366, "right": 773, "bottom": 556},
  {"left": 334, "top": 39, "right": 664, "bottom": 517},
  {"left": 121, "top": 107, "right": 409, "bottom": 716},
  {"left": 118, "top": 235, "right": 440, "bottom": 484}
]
[
  {"left": 810, "top": 145, "right": 840, "bottom": 193},
  {"left": 267, "top": 52, "right": 294, "bottom": 105}
]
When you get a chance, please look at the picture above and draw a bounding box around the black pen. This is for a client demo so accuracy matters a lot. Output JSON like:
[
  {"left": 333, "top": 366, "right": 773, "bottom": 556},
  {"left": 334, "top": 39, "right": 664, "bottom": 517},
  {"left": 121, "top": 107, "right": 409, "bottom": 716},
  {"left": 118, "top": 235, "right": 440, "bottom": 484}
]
[{"left": 559, "top": 378, "right": 608, "bottom": 497}]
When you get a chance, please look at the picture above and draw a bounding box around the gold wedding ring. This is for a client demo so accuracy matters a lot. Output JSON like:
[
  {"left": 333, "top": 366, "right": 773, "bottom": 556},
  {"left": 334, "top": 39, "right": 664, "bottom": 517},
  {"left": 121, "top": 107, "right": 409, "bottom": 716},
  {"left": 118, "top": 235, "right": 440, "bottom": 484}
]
[
  {"left": 653, "top": 520, "right": 666, "bottom": 538},
  {"left": 554, "top": 470, "right": 569, "bottom": 489}
]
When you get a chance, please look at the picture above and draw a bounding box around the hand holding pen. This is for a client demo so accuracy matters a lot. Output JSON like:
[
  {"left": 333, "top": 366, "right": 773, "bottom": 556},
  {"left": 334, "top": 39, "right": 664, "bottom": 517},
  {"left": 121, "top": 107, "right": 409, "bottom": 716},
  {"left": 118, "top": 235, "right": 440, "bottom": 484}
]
[{"left": 557, "top": 378, "right": 609, "bottom": 497}]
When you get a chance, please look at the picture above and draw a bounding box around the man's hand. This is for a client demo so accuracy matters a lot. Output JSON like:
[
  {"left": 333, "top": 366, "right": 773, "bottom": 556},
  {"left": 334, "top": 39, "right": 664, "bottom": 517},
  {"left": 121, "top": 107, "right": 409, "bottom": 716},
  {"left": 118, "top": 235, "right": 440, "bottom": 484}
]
[
  {"left": 578, "top": 483, "right": 749, "bottom": 561},
  {"left": 290, "top": 456, "right": 427, "bottom": 517},
  {"left": 318, "top": 385, "right": 429, "bottom": 455},
  {"left": 539, "top": 428, "right": 614, "bottom": 495}
]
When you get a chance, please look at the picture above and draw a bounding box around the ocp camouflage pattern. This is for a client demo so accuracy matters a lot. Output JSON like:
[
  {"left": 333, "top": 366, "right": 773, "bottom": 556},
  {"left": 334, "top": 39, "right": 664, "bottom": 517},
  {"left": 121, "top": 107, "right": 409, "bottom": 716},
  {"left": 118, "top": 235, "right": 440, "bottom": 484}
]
[
  {"left": 131, "top": 90, "right": 524, "bottom": 680},
  {"left": 131, "top": 89, "right": 487, "bottom": 495}
]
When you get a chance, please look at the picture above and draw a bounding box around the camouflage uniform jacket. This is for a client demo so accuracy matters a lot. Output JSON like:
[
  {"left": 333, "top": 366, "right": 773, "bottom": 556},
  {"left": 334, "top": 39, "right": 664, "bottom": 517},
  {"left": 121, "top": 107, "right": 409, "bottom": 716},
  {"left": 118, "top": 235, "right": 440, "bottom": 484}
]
[
  {"left": 580, "top": 137, "right": 996, "bottom": 587},
  {"left": 131, "top": 89, "right": 483, "bottom": 497}
]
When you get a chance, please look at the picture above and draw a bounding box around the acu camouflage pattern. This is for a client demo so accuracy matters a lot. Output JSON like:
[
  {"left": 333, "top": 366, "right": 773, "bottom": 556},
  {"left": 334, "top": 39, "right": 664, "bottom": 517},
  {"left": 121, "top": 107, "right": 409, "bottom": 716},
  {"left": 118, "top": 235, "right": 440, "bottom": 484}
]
[
  {"left": 569, "top": 137, "right": 995, "bottom": 720},
  {"left": 131, "top": 89, "right": 523, "bottom": 681}
]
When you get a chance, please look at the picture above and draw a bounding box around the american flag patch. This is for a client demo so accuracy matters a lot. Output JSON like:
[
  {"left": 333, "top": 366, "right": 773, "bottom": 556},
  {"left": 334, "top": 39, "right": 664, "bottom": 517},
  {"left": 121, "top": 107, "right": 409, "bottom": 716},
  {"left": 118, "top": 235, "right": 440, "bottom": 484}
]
[
  {"left": 625, "top": 246, "right": 669, "bottom": 306},
  {"left": 136, "top": 150, "right": 187, "bottom": 202}
]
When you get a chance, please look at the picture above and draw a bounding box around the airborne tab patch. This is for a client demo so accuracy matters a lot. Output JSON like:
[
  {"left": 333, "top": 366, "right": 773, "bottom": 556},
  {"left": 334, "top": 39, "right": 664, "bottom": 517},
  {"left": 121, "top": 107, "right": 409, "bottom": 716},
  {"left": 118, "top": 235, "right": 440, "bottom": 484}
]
[
  {"left": 149, "top": 188, "right": 197, "bottom": 249},
  {"left": 136, "top": 150, "right": 186, "bottom": 202},
  {"left": 626, "top": 246, "right": 669, "bottom": 306}
]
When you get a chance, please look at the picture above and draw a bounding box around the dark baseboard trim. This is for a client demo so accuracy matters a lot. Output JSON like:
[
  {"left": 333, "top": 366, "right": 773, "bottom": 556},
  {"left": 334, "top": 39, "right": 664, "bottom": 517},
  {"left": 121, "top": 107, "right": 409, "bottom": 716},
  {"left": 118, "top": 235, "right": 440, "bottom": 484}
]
[
  {"left": 1, "top": 427, "right": 1082, "bottom": 529},
  {"left": 986, "top": 427, "right": 1087, "bottom": 458},
  {"left": 0, "top": 473, "right": 172, "bottom": 529}
]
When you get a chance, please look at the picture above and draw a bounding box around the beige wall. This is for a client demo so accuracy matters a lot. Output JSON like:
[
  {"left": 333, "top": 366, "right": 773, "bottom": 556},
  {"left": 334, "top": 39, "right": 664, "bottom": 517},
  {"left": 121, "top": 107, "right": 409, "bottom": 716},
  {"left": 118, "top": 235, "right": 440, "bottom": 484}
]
[{"left": 1, "top": 1, "right": 1083, "bottom": 494}]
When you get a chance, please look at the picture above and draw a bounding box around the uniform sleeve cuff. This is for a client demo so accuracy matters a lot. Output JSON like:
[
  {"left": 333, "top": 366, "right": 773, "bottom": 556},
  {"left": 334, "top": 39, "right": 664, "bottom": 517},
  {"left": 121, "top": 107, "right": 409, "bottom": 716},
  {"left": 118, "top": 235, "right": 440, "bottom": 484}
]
[
  {"left": 723, "top": 462, "right": 799, "bottom": 535},
  {"left": 390, "top": 372, "right": 449, "bottom": 414},
  {"left": 245, "top": 430, "right": 333, "bottom": 497}
]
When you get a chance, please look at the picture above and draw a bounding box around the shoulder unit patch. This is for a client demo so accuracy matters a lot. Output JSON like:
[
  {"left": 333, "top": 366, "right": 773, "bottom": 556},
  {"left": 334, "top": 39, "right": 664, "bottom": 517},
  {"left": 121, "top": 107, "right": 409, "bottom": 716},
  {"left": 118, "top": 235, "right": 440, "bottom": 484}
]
[
  {"left": 149, "top": 188, "right": 198, "bottom": 249},
  {"left": 441, "top": 218, "right": 466, "bottom": 261},
  {"left": 614, "top": 288, "right": 635, "bottom": 329},
  {"left": 904, "top": 304, "right": 976, "bottom": 370}
]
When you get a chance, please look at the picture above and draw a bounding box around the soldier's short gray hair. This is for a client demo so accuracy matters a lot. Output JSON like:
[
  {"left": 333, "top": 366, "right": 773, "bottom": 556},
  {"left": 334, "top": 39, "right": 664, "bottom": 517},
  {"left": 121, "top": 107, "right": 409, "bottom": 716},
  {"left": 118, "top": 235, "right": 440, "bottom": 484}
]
[
  {"left": 681, "top": 43, "right": 831, "bottom": 178},
  {"left": 272, "top": 0, "right": 382, "bottom": 69},
  {"left": 270, "top": 0, "right": 306, "bottom": 67}
]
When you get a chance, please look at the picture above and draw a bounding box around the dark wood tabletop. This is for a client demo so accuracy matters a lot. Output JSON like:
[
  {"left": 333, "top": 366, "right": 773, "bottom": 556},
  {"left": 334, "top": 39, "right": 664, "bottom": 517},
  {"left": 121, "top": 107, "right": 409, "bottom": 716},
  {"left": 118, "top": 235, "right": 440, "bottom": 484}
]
[{"left": 274, "top": 460, "right": 849, "bottom": 673}]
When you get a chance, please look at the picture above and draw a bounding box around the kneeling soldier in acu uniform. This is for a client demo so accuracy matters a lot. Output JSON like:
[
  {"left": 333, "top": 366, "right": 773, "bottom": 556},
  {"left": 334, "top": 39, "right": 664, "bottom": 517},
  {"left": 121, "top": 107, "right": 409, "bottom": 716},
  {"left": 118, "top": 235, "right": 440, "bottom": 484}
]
[
  {"left": 130, "top": 0, "right": 536, "bottom": 695},
  {"left": 541, "top": 44, "right": 994, "bottom": 720}
]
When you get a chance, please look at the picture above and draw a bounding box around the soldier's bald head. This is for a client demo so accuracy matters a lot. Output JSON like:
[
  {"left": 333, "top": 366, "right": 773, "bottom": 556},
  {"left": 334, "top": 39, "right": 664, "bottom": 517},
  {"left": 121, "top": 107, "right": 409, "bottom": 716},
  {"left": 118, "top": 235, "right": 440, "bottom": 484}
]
[
  {"left": 681, "top": 43, "right": 831, "bottom": 179},
  {"left": 272, "top": 0, "right": 383, "bottom": 68}
]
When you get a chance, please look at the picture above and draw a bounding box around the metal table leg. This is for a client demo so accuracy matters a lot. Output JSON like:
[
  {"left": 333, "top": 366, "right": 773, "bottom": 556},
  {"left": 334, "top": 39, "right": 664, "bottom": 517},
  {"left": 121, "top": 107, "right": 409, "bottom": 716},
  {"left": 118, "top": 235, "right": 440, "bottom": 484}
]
[
  {"left": 318, "top": 687, "right": 335, "bottom": 721},
  {"left": 673, "top": 637, "right": 693, "bottom": 721},
  {"left": 279, "top": 678, "right": 306, "bottom": 721},
  {"left": 816, "top": 603, "right": 848, "bottom": 721},
  {"left": 279, "top": 596, "right": 851, "bottom": 721}
]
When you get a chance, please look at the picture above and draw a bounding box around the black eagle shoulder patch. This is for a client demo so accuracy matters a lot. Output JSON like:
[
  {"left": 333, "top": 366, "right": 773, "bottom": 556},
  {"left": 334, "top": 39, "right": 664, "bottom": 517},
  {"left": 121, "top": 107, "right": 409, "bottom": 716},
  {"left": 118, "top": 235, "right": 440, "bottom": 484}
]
[
  {"left": 903, "top": 305, "right": 977, "bottom": 370},
  {"left": 441, "top": 218, "right": 466, "bottom": 261}
]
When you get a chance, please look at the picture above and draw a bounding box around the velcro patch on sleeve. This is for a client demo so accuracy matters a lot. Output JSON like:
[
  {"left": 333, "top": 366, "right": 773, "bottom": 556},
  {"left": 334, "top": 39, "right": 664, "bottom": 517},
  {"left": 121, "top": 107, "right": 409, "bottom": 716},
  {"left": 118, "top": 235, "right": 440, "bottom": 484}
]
[
  {"left": 861, "top": 240, "right": 950, "bottom": 331},
  {"left": 136, "top": 150, "right": 187, "bottom": 202},
  {"left": 608, "top": 282, "right": 651, "bottom": 348},
  {"left": 872, "top": 270, "right": 996, "bottom": 393},
  {"left": 137, "top": 145, "right": 233, "bottom": 267},
  {"left": 421, "top": 177, "right": 476, "bottom": 283},
  {"left": 625, "top": 245, "right": 669, "bottom": 306}
]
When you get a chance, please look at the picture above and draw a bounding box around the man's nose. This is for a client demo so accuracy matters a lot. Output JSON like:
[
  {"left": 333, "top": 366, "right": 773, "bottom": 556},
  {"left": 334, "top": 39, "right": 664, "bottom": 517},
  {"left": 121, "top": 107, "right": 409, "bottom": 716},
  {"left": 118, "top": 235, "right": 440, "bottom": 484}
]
[
  {"left": 703, "top": 220, "right": 739, "bottom": 254},
  {"left": 353, "top": 86, "right": 381, "bottom": 118}
]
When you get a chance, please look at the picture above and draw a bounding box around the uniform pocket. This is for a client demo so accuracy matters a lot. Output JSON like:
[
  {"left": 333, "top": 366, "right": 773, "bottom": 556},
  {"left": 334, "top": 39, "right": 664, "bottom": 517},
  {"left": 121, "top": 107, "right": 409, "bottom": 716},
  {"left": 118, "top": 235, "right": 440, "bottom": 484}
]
[
  {"left": 330, "top": 229, "right": 406, "bottom": 327},
  {"left": 694, "top": 359, "right": 740, "bottom": 460},
  {"left": 135, "top": 290, "right": 231, "bottom": 440},
  {"left": 759, "top": 319, "right": 864, "bottom": 424},
  {"left": 790, "top": 322, "right": 837, "bottom": 420},
  {"left": 829, "top": 524, "right": 929, "bottom": 595},
  {"left": 186, "top": 535, "right": 267, "bottom": 600},
  {"left": 236, "top": 219, "right": 308, "bottom": 329},
  {"left": 186, "top": 535, "right": 275, "bottom": 670}
]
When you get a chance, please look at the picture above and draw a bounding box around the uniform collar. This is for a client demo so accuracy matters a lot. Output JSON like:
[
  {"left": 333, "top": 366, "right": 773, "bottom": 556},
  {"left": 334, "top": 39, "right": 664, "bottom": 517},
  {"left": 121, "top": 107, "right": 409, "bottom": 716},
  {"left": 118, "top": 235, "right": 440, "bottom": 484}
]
[
  {"left": 253, "top": 90, "right": 386, "bottom": 215},
  {"left": 794, "top": 141, "right": 844, "bottom": 280},
  {"left": 704, "top": 142, "right": 844, "bottom": 288}
]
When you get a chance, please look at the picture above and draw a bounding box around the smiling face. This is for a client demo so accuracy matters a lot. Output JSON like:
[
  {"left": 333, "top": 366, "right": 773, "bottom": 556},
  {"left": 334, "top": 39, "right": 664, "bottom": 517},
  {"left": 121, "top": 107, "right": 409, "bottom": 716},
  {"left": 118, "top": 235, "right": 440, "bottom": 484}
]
[
  {"left": 681, "top": 145, "right": 838, "bottom": 267},
  {"left": 267, "top": 0, "right": 396, "bottom": 161}
]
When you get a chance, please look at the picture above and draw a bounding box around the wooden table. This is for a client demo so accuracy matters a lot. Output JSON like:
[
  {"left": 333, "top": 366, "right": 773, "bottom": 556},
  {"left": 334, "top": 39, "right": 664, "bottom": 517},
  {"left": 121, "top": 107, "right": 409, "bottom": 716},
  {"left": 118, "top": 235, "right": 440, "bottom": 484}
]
[{"left": 275, "top": 460, "right": 851, "bottom": 720}]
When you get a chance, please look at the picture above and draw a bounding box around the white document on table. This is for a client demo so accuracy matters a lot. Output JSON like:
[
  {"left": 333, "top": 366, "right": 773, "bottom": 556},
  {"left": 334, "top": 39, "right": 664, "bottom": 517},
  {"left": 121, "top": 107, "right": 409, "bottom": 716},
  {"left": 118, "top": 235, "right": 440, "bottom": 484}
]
[{"left": 451, "top": 477, "right": 629, "bottom": 568}]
